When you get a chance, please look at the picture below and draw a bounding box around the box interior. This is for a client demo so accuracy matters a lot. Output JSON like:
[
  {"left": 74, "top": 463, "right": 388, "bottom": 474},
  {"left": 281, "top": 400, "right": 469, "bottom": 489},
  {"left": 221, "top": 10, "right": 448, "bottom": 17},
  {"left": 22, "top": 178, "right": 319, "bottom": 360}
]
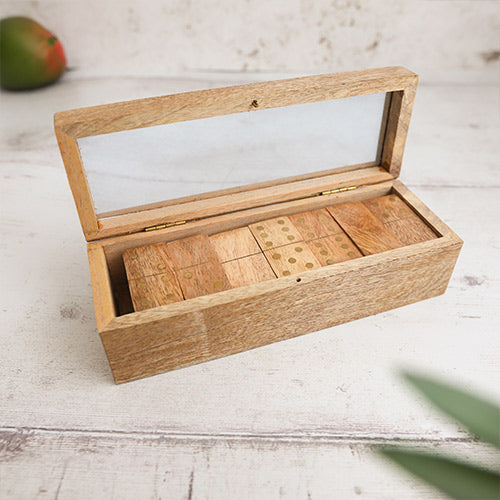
[{"left": 96, "top": 183, "right": 442, "bottom": 317}]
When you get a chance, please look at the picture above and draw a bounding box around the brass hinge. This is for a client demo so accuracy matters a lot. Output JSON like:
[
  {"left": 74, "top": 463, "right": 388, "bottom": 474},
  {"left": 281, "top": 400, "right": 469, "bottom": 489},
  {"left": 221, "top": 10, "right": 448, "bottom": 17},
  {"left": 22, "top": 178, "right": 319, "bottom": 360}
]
[
  {"left": 320, "top": 185, "right": 358, "bottom": 196},
  {"left": 144, "top": 220, "right": 186, "bottom": 232}
]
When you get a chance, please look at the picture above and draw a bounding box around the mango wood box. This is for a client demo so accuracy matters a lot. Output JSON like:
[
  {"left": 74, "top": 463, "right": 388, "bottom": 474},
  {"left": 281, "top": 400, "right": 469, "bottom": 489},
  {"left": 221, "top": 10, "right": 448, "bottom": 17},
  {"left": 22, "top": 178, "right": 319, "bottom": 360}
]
[{"left": 54, "top": 67, "right": 462, "bottom": 384}]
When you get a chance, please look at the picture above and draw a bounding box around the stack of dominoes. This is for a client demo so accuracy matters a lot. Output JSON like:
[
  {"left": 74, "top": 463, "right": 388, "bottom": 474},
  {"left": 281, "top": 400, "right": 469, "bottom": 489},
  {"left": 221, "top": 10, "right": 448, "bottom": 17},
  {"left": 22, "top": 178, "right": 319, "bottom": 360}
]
[{"left": 123, "top": 194, "right": 436, "bottom": 311}]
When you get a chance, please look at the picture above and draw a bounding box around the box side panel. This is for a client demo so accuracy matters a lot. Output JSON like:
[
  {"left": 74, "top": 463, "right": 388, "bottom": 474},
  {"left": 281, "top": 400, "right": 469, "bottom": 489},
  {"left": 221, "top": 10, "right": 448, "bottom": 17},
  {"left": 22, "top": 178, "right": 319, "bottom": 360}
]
[
  {"left": 102, "top": 240, "right": 461, "bottom": 384},
  {"left": 87, "top": 244, "right": 116, "bottom": 330}
]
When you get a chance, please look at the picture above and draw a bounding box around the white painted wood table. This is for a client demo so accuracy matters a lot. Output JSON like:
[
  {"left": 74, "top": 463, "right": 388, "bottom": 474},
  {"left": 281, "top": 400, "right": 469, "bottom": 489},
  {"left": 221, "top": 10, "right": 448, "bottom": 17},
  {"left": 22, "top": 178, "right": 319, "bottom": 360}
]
[{"left": 1, "top": 74, "right": 499, "bottom": 499}]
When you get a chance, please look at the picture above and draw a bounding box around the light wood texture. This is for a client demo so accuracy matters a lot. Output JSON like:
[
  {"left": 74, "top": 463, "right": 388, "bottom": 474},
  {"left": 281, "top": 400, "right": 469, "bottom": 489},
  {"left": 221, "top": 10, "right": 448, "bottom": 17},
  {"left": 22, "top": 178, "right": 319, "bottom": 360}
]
[
  {"left": 121, "top": 193, "right": 437, "bottom": 311},
  {"left": 363, "top": 194, "right": 415, "bottom": 222},
  {"left": 385, "top": 217, "right": 437, "bottom": 246},
  {"left": 96, "top": 166, "right": 393, "bottom": 240},
  {"left": 122, "top": 242, "right": 173, "bottom": 279},
  {"left": 210, "top": 227, "right": 261, "bottom": 262},
  {"left": 3, "top": 428, "right": 498, "bottom": 500},
  {"left": 381, "top": 81, "right": 418, "bottom": 177},
  {"left": 95, "top": 181, "right": 462, "bottom": 381},
  {"left": 96, "top": 180, "right": 462, "bottom": 376},
  {"left": 222, "top": 254, "right": 277, "bottom": 288},
  {"left": 390, "top": 182, "right": 450, "bottom": 237},
  {"left": 363, "top": 193, "right": 437, "bottom": 245},
  {"left": 2, "top": 428, "right": 497, "bottom": 500},
  {"left": 122, "top": 242, "right": 185, "bottom": 312},
  {"left": 101, "top": 235, "right": 461, "bottom": 383},
  {"left": 124, "top": 233, "right": 234, "bottom": 304},
  {"left": 4, "top": 75, "right": 496, "bottom": 500},
  {"left": 328, "top": 201, "right": 403, "bottom": 255},
  {"left": 124, "top": 228, "right": 276, "bottom": 310},
  {"left": 289, "top": 208, "right": 343, "bottom": 240},
  {"left": 263, "top": 242, "right": 321, "bottom": 277},
  {"left": 307, "top": 235, "right": 362, "bottom": 266},
  {"left": 166, "top": 234, "right": 218, "bottom": 269},
  {"left": 55, "top": 67, "right": 416, "bottom": 138},
  {"left": 122, "top": 196, "right": 431, "bottom": 308},
  {"left": 101, "top": 181, "right": 394, "bottom": 287},
  {"left": 97, "top": 161, "right": 376, "bottom": 219},
  {"left": 87, "top": 244, "right": 116, "bottom": 331},
  {"left": 176, "top": 260, "right": 231, "bottom": 300},
  {"left": 249, "top": 216, "right": 304, "bottom": 250},
  {"left": 53, "top": 67, "right": 417, "bottom": 241},
  {"left": 128, "top": 272, "right": 183, "bottom": 312},
  {"left": 54, "top": 130, "right": 99, "bottom": 239}
]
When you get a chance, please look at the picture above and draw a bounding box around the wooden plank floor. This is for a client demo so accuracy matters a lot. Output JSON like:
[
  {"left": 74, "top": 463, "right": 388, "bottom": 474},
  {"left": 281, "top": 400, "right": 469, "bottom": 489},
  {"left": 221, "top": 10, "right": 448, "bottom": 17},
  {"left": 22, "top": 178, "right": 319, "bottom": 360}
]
[{"left": 1, "top": 75, "right": 499, "bottom": 499}]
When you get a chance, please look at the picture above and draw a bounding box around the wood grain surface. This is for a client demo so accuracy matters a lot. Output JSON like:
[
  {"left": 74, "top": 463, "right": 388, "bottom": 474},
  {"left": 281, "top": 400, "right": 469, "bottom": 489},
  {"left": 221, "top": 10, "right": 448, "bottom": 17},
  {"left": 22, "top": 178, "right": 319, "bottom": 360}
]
[
  {"left": 120, "top": 193, "right": 439, "bottom": 313},
  {"left": 327, "top": 202, "right": 403, "bottom": 255},
  {"left": 166, "top": 234, "right": 219, "bottom": 269},
  {"left": 123, "top": 242, "right": 174, "bottom": 279},
  {"left": 249, "top": 216, "right": 305, "bottom": 250},
  {"left": 289, "top": 208, "right": 343, "bottom": 240},
  {"left": 1, "top": 75, "right": 498, "bottom": 500},
  {"left": 363, "top": 194, "right": 416, "bottom": 222},
  {"left": 307, "top": 234, "right": 362, "bottom": 266},
  {"left": 210, "top": 227, "right": 262, "bottom": 262},
  {"left": 2, "top": 428, "right": 497, "bottom": 500},
  {"left": 54, "top": 67, "right": 415, "bottom": 241},
  {"left": 385, "top": 217, "right": 437, "bottom": 246},
  {"left": 55, "top": 67, "right": 416, "bottom": 138},
  {"left": 222, "top": 253, "right": 277, "bottom": 288},
  {"left": 263, "top": 241, "right": 321, "bottom": 277},
  {"left": 176, "top": 260, "right": 232, "bottom": 300},
  {"left": 99, "top": 181, "right": 394, "bottom": 289},
  {"left": 101, "top": 232, "right": 461, "bottom": 383},
  {"left": 128, "top": 272, "right": 183, "bottom": 311}
]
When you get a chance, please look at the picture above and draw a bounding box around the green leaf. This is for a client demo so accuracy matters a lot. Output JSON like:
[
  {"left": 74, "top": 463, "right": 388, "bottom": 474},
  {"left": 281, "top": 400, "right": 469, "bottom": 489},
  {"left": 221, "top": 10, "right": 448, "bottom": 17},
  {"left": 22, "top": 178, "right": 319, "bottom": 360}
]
[
  {"left": 403, "top": 371, "right": 500, "bottom": 448},
  {"left": 380, "top": 449, "right": 500, "bottom": 500}
]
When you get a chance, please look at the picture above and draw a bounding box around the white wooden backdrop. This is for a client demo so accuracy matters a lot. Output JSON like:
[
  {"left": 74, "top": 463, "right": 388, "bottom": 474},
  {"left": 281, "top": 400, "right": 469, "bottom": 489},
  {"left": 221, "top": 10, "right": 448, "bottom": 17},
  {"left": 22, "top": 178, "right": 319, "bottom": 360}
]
[
  {"left": 1, "top": 71, "right": 499, "bottom": 499},
  {"left": 0, "top": 0, "right": 499, "bottom": 83},
  {"left": 1, "top": 0, "right": 499, "bottom": 496}
]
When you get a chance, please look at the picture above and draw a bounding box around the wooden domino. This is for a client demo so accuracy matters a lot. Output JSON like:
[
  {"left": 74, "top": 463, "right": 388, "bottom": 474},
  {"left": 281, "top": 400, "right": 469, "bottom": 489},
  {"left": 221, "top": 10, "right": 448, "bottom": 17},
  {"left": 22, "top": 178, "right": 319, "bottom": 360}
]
[
  {"left": 363, "top": 194, "right": 415, "bottom": 222},
  {"left": 222, "top": 254, "right": 276, "bottom": 288},
  {"left": 128, "top": 272, "right": 184, "bottom": 311},
  {"left": 249, "top": 217, "right": 304, "bottom": 250},
  {"left": 327, "top": 201, "right": 403, "bottom": 255},
  {"left": 176, "top": 260, "right": 231, "bottom": 300},
  {"left": 210, "top": 227, "right": 261, "bottom": 263},
  {"left": 306, "top": 234, "right": 362, "bottom": 266},
  {"left": 165, "top": 234, "right": 219, "bottom": 269},
  {"left": 363, "top": 194, "right": 437, "bottom": 245},
  {"left": 263, "top": 242, "right": 321, "bottom": 277},
  {"left": 123, "top": 242, "right": 173, "bottom": 280},
  {"left": 124, "top": 197, "right": 439, "bottom": 311},
  {"left": 289, "top": 209, "right": 343, "bottom": 241},
  {"left": 384, "top": 217, "right": 436, "bottom": 245}
]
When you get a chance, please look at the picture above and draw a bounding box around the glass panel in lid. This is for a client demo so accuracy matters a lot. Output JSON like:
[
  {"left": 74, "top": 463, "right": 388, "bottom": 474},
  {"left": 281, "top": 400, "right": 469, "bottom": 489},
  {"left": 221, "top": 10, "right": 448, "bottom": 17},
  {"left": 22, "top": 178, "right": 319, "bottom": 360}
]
[{"left": 77, "top": 92, "right": 389, "bottom": 216}]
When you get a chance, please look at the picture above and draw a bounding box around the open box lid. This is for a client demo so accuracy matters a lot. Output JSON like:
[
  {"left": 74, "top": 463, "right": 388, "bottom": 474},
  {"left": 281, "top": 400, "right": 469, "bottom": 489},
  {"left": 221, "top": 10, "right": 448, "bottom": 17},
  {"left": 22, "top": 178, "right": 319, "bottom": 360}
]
[{"left": 54, "top": 66, "right": 417, "bottom": 241}]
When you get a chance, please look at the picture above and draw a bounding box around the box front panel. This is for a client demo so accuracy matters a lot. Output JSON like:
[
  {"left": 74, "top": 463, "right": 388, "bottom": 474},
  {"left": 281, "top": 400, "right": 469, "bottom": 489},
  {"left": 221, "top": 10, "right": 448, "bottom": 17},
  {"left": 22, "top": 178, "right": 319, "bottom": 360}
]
[{"left": 101, "top": 239, "right": 461, "bottom": 383}]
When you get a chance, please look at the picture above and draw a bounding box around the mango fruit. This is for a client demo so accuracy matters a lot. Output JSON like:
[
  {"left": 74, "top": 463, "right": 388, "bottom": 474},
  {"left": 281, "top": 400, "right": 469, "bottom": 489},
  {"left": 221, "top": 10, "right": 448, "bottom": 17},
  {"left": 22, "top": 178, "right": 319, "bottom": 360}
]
[{"left": 0, "top": 16, "right": 66, "bottom": 90}]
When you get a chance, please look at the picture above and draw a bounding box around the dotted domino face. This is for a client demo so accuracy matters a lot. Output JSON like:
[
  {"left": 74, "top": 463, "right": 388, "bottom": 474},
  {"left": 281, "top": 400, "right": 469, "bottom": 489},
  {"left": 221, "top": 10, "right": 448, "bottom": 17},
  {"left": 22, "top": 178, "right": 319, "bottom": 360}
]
[
  {"left": 128, "top": 272, "right": 184, "bottom": 311},
  {"left": 264, "top": 242, "right": 321, "bottom": 277},
  {"left": 176, "top": 260, "right": 232, "bottom": 300},
  {"left": 289, "top": 209, "right": 343, "bottom": 240},
  {"left": 123, "top": 194, "right": 437, "bottom": 311},
  {"left": 306, "top": 234, "right": 362, "bottom": 266},
  {"left": 363, "top": 194, "right": 415, "bottom": 222},
  {"left": 249, "top": 217, "right": 304, "bottom": 249}
]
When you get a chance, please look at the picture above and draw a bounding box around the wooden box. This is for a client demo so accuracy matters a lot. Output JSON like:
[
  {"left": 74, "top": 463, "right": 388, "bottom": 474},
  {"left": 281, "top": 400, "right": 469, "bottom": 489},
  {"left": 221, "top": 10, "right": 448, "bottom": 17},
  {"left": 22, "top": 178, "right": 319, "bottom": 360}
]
[{"left": 54, "top": 67, "right": 462, "bottom": 384}]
